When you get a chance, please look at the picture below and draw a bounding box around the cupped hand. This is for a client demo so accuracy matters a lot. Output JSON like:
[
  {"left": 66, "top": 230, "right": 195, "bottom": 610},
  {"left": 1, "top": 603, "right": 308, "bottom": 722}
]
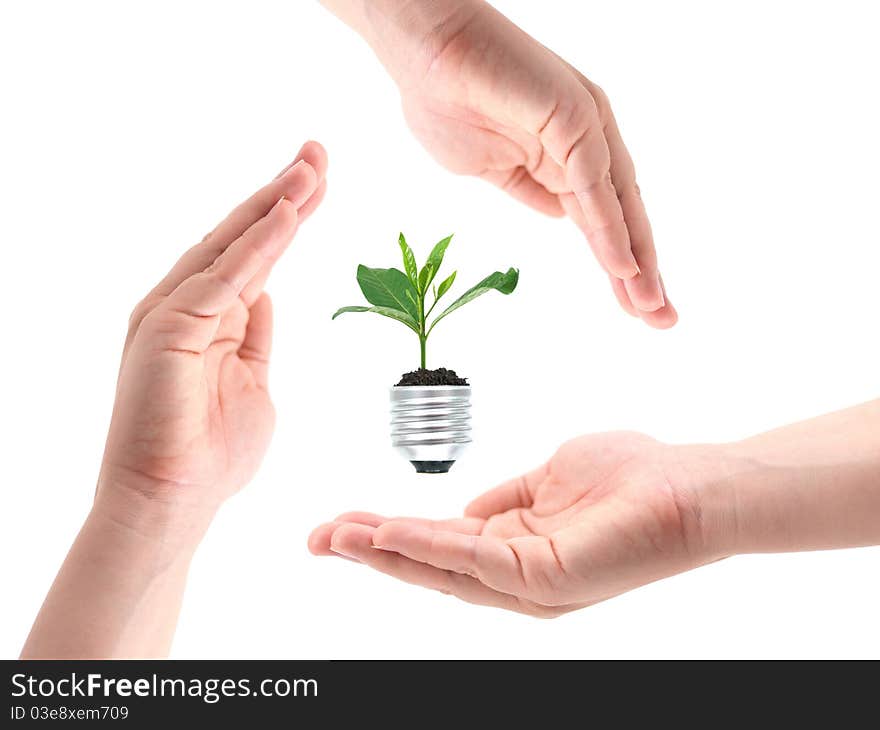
[
  {"left": 98, "top": 141, "right": 328, "bottom": 519},
  {"left": 310, "top": 433, "right": 728, "bottom": 616},
  {"left": 389, "top": 1, "right": 676, "bottom": 327}
]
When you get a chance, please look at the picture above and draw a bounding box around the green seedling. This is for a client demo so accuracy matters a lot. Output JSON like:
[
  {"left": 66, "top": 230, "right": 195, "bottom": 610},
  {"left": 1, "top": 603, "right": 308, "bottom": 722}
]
[{"left": 333, "top": 233, "right": 519, "bottom": 369}]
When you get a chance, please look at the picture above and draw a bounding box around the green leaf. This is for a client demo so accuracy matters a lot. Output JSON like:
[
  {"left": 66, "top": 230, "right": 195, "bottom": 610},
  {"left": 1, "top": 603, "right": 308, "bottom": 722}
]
[
  {"left": 332, "top": 305, "right": 419, "bottom": 333},
  {"left": 436, "top": 270, "right": 457, "bottom": 300},
  {"left": 398, "top": 233, "right": 418, "bottom": 287},
  {"left": 418, "top": 234, "right": 453, "bottom": 292},
  {"left": 418, "top": 263, "right": 433, "bottom": 295},
  {"left": 356, "top": 265, "right": 419, "bottom": 320},
  {"left": 426, "top": 234, "right": 453, "bottom": 273},
  {"left": 428, "top": 267, "right": 519, "bottom": 333}
]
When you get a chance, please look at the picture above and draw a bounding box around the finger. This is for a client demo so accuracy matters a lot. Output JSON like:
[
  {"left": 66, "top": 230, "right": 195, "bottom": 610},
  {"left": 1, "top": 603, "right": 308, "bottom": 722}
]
[
  {"left": 153, "top": 159, "right": 318, "bottom": 300},
  {"left": 334, "top": 511, "right": 486, "bottom": 535},
  {"left": 371, "top": 522, "right": 536, "bottom": 598},
  {"left": 239, "top": 292, "right": 273, "bottom": 389},
  {"left": 635, "top": 274, "right": 678, "bottom": 329},
  {"left": 124, "top": 146, "right": 323, "bottom": 364},
  {"left": 180, "top": 197, "right": 297, "bottom": 312},
  {"left": 614, "top": 270, "right": 678, "bottom": 328},
  {"left": 541, "top": 100, "right": 639, "bottom": 279},
  {"left": 239, "top": 147, "right": 328, "bottom": 307},
  {"left": 612, "top": 271, "right": 678, "bottom": 327},
  {"left": 563, "top": 193, "right": 666, "bottom": 324},
  {"left": 540, "top": 62, "right": 672, "bottom": 321},
  {"left": 307, "top": 522, "right": 361, "bottom": 562},
  {"left": 239, "top": 177, "right": 327, "bottom": 307},
  {"left": 309, "top": 522, "right": 351, "bottom": 558},
  {"left": 602, "top": 117, "right": 665, "bottom": 312},
  {"left": 297, "top": 178, "right": 327, "bottom": 224},
  {"left": 557, "top": 191, "right": 616, "bottom": 274},
  {"left": 309, "top": 521, "right": 343, "bottom": 556},
  {"left": 145, "top": 198, "right": 297, "bottom": 353},
  {"left": 481, "top": 168, "right": 564, "bottom": 217},
  {"left": 559, "top": 187, "right": 640, "bottom": 286},
  {"left": 333, "top": 511, "right": 388, "bottom": 528},
  {"left": 327, "top": 523, "right": 562, "bottom": 617},
  {"left": 464, "top": 463, "right": 548, "bottom": 518},
  {"left": 542, "top": 73, "right": 645, "bottom": 280},
  {"left": 573, "top": 169, "right": 640, "bottom": 279},
  {"left": 205, "top": 140, "right": 323, "bottom": 260},
  {"left": 275, "top": 139, "right": 328, "bottom": 182},
  {"left": 609, "top": 275, "right": 639, "bottom": 317}
]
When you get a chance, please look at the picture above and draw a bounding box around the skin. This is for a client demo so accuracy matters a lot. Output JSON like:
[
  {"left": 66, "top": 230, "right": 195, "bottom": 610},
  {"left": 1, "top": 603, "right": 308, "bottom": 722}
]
[
  {"left": 21, "top": 141, "right": 328, "bottom": 658},
  {"left": 321, "top": 0, "right": 677, "bottom": 327},
  {"left": 19, "top": 148, "right": 880, "bottom": 649},
  {"left": 310, "top": 401, "right": 880, "bottom": 617},
  {"left": 19, "top": 3, "right": 878, "bottom": 656}
]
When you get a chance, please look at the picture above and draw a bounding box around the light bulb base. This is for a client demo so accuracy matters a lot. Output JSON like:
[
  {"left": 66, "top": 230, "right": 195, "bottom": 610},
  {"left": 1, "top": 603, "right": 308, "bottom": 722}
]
[{"left": 390, "top": 385, "right": 472, "bottom": 473}]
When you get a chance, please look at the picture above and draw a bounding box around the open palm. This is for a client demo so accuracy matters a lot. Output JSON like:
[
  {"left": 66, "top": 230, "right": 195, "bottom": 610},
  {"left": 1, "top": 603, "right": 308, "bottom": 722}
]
[
  {"left": 392, "top": 3, "right": 676, "bottom": 327},
  {"left": 310, "top": 432, "right": 718, "bottom": 616}
]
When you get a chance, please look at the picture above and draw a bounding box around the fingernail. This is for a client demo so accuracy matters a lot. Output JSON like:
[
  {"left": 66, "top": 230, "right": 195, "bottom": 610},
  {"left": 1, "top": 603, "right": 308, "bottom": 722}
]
[
  {"left": 632, "top": 273, "right": 665, "bottom": 312},
  {"left": 329, "top": 546, "right": 356, "bottom": 560},
  {"left": 642, "top": 272, "right": 665, "bottom": 310},
  {"left": 371, "top": 544, "right": 396, "bottom": 552},
  {"left": 275, "top": 158, "right": 304, "bottom": 179},
  {"left": 260, "top": 196, "right": 289, "bottom": 229},
  {"left": 625, "top": 257, "right": 641, "bottom": 279},
  {"left": 269, "top": 195, "right": 288, "bottom": 213}
]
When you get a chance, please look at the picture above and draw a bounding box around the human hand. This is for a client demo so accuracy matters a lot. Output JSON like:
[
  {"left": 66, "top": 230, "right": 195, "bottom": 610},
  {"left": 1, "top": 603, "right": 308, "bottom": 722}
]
[
  {"left": 23, "top": 143, "right": 328, "bottom": 659},
  {"left": 365, "top": 0, "right": 676, "bottom": 327},
  {"left": 309, "top": 432, "right": 727, "bottom": 616},
  {"left": 97, "top": 141, "right": 328, "bottom": 534}
]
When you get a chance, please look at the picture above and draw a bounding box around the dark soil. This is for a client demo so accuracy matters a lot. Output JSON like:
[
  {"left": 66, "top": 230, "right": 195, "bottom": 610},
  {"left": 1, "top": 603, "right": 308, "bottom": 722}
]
[{"left": 395, "top": 368, "right": 469, "bottom": 387}]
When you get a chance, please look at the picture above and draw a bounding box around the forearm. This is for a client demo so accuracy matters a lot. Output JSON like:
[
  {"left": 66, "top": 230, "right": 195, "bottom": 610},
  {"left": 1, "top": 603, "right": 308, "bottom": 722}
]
[
  {"left": 319, "top": 0, "right": 484, "bottom": 83},
  {"left": 21, "top": 489, "right": 214, "bottom": 658},
  {"left": 702, "top": 401, "right": 880, "bottom": 555}
]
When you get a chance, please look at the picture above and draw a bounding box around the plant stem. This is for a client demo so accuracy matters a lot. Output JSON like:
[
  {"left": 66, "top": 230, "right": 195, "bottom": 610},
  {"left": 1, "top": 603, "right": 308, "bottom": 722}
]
[
  {"left": 418, "top": 288, "right": 427, "bottom": 369},
  {"left": 425, "top": 294, "right": 438, "bottom": 320}
]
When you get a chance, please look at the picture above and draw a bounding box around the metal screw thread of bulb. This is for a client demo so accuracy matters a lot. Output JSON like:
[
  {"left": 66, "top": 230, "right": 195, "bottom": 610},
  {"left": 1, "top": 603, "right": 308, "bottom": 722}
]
[{"left": 389, "top": 385, "right": 473, "bottom": 473}]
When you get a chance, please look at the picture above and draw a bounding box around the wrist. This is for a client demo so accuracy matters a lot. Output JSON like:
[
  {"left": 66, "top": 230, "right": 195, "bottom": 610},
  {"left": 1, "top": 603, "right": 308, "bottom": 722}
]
[
  {"left": 665, "top": 442, "right": 750, "bottom": 561},
  {"left": 329, "top": 0, "right": 486, "bottom": 85},
  {"left": 92, "top": 471, "right": 218, "bottom": 563},
  {"left": 21, "top": 490, "right": 201, "bottom": 658},
  {"left": 675, "top": 402, "right": 880, "bottom": 558}
]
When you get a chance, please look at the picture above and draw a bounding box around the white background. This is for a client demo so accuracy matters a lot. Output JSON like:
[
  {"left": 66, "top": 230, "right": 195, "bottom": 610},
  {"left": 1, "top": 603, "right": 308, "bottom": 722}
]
[{"left": 1, "top": 0, "right": 878, "bottom": 659}]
